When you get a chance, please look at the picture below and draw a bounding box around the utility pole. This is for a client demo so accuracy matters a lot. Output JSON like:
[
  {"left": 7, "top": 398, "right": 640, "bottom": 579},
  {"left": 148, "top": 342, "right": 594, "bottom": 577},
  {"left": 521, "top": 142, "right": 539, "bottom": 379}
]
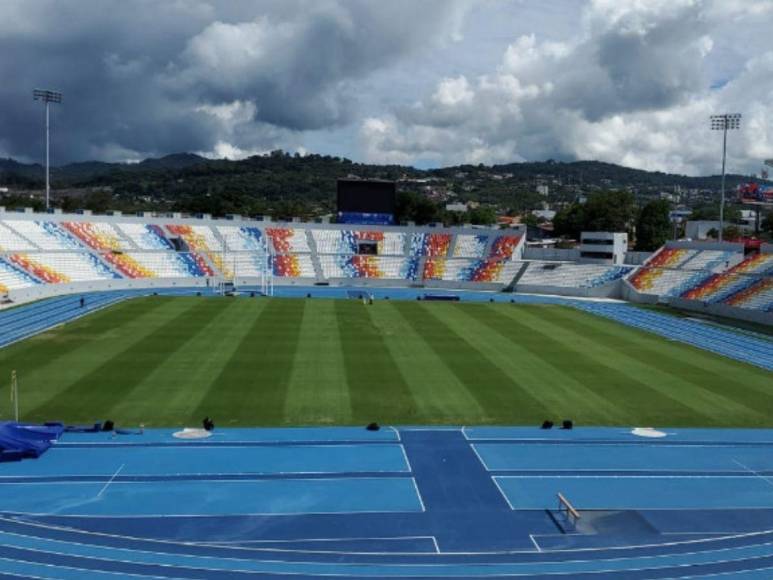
[
  {"left": 709, "top": 114, "right": 741, "bottom": 242},
  {"left": 33, "top": 89, "right": 63, "bottom": 211}
]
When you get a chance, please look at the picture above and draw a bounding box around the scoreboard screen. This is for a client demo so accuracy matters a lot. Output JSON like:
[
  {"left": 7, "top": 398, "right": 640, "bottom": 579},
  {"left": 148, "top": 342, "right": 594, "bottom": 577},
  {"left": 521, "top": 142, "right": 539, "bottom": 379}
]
[{"left": 337, "top": 179, "right": 396, "bottom": 225}]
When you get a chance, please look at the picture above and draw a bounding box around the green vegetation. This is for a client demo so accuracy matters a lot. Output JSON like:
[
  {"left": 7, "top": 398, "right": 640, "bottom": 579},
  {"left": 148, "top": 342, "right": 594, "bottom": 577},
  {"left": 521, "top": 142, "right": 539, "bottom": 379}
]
[
  {"left": 1, "top": 296, "right": 770, "bottom": 429},
  {"left": 553, "top": 190, "right": 637, "bottom": 239},
  {"left": 636, "top": 199, "right": 672, "bottom": 251},
  {"left": 2, "top": 153, "right": 768, "bottom": 227}
]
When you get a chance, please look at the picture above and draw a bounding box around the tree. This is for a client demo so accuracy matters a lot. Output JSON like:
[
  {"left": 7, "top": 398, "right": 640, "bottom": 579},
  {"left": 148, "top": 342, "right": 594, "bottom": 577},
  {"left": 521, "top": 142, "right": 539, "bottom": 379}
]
[
  {"left": 82, "top": 190, "right": 113, "bottom": 213},
  {"left": 691, "top": 203, "right": 741, "bottom": 222},
  {"left": 553, "top": 204, "right": 585, "bottom": 239},
  {"left": 582, "top": 190, "right": 636, "bottom": 232},
  {"left": 635, "top": 199, "right": 672, "bottom": 250},
  {"left": 466, "top": 206, "right": 496, "bottom": 225},
  {"left": 553, "top": 190, "right": 635, "bottom": 239},
  {"left": 722, "top": 225, "right": 742, "bottom": 241},
  {"left": 395, "top": 191, "right": 439, "bottom": 225},
  {"left": 521, "top": 212, "right": 539, "bottom": 227}
]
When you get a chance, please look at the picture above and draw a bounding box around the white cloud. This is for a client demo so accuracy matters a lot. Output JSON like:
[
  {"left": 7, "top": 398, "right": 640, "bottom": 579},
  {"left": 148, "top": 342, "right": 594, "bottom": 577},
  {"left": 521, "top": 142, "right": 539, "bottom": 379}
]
[
  {"left": 2, "top": 0, "right": 772, "bottom": 173},
  {"left": 198, "top": 141, "right": 270, "bottom": 161},
  {"left": 433, "top": 76, "right": 474, "bottom": 107},
  {"left": 361, "top": 0, "right": 773, "bottom": 174}
]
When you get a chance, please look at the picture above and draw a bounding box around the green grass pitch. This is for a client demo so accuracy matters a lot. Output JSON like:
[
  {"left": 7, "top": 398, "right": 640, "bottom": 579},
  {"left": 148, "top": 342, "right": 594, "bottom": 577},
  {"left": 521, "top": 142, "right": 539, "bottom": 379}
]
[{"left": 1, "top": 296, "right": 771, "bottom": 428}]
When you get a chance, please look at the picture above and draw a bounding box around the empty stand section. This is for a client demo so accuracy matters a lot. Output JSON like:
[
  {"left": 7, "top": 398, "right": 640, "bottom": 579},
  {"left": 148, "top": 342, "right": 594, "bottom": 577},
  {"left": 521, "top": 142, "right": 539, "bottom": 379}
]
[
  {"left": 166, "top": 224, "right": 226, "bottom": 275},
  {"left": 4, "top": 221, "right": 81, "bottom": 250},
  {"left": 116, "top": 223, "right": 173, "bottom": 249},
  {"left": 266, "top": 228, "right": 311, "bottom": 254},
  {"left": 725, "top": 277, "right": 773, "bottom": 311},
  {"left": 453, "top": 234, "right": 488, "bottom": 258},
  {"left": 520, "top": 262, "right": 633, "bottom": 288},
  {"left": 61, "top": 221, "right": 133, "bottom": 251},
  {"left": 490, "top": 234, "right": 523, "bottom": 259},
  {"left": 423, "top": 257, "right": 523, "bottom": 283},
  {"left": 0, "top": 258, "right": 40, "bottom": 291},
  {"left": 681, "top": 253, "right": 773, "bottom": 303},
  {"left": 319, "top": 255, "right": 418, "bottom": 280},
  {"left": 410, "top": 232, "right": 452, "bottom": 257},
  {"left": 216, "top": 225, "right": 264, "bottom": 251},
  {"left": 645, "top": 247, "right": 697, "bottom": 269},
  {"left": 272, "top": 254, "right": 315, "bottom": 277},
  {"left": 0, "top": 222, "right": 38, "bottom": 251}
]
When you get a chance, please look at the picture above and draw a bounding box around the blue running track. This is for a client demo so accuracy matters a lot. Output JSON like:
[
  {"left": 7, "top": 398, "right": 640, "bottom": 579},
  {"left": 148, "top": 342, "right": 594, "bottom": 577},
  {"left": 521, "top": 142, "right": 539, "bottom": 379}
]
[{"left": 1, "top": 427, "right": 773, "bottom": 577}]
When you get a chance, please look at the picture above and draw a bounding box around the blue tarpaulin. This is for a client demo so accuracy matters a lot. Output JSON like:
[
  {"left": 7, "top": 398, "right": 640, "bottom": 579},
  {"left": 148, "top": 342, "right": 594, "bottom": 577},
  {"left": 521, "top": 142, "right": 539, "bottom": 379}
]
[{"left": 0, "top": 421, "right": 64, "bottom": 462}]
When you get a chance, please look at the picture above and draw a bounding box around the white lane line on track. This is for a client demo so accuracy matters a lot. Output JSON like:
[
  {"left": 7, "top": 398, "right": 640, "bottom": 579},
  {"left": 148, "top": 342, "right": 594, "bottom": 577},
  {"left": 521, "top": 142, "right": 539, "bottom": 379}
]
[
  {"left": 469, "top": 444, "right": 490, "bottom": 470},
  {"left": 491, "top": 477, "right": 515, "bottom": 510},
  {"left": 529, "top": 534, "right": 542, "bottom": 552},
  {"left": 96, "top": 464, "right": 124, "bottom": 499}
]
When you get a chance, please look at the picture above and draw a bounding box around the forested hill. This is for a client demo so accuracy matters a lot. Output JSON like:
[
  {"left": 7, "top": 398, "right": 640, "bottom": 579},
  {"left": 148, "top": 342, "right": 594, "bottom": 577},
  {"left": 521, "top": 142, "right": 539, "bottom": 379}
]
[
  {"left": 0, "top": 152, "right": 760, "bottom": 191},
  {"left": 0, "top": 151, "right": 767, "bottom": 218}
]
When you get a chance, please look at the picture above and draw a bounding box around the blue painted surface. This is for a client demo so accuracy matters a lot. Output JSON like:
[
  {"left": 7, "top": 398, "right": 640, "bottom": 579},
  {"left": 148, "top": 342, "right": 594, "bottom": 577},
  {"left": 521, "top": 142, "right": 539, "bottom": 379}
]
[
  {"left": 57, "top": 425, "right": 399, "bottom": 445},
  {"left": 0, "top": 477, "right": 422, "bottom": 516},
  {"left": 465, "top": 425, "right": 773, "bottom": 444},
  {"left": 496, "top": 475, "right": 773, "bottom": 510},
  {"left": 0, "top": 443, "right": 409, "bottom": 477},
  {"left": 475, "top": 442, "right": 773, "bottom": 472}
]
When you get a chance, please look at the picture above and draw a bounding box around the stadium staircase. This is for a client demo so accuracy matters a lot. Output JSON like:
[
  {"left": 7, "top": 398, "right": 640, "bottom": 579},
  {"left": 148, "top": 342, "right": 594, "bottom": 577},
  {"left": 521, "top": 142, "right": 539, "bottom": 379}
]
[{"left": 305, "top": 229, "right": 325, "bottom": 281}]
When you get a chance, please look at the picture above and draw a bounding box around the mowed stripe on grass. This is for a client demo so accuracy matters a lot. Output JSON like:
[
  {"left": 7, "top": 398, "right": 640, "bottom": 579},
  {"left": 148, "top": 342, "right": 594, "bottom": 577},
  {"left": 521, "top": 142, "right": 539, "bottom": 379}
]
[{"left": 0, "top": 296, "right": 770, "bottom": 427}]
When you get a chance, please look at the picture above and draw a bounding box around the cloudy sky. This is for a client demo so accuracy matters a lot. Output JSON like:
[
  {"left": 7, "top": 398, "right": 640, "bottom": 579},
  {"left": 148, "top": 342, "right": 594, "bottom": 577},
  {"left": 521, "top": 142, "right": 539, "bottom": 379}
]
[{"left": 1, "top": 0, "right": 772, "bottom": 174}]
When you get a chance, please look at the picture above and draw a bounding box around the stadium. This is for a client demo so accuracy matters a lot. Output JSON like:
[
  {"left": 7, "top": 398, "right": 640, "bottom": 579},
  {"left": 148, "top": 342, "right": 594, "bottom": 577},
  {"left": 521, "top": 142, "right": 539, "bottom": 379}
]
[{"left": 0, "top": 207, "right": 771, "bottom": 578}]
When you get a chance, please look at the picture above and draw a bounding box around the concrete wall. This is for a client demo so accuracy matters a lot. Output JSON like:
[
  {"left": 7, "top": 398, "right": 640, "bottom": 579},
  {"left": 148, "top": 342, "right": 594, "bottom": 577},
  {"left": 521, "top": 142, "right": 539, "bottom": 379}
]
[
  {"left": 4, "top": 277, "right": 210, "bottom": 306},
  {"left": 620, "top": 280, "right": 660, "bottom": 304},
  {"left": 2, "top": 275, "right": 326, "bottom": 304},
  {"left": 664, "top": 240, "right": 745, "bottom": 252},
  {"left": 522, "top": 248, "right": 580, "bottom": 261},
  {"left": 515, "top": 279, "right": 623, "bottom": 299},
  {"left": 0, "top": 207, "right": 526, "bottom": 239},
  {"left": 623, "top": 251, "right": 653, "bottom": 265}
]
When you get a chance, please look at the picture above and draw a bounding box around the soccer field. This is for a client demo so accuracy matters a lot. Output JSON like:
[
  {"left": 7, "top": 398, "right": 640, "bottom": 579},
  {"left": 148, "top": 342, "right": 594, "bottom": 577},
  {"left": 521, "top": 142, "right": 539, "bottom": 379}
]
[{"left": 0, "top": 296, "right": 770, "bottom": 428}]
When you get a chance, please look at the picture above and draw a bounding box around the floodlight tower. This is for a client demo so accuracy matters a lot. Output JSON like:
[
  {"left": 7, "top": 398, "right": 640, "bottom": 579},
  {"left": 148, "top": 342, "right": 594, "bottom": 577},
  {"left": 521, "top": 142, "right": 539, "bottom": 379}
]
[
  {"left": 33, "top": 89, "right": 63, "bottom": 211},
  {"left": 710, "top": 113, "right": 741, "bottom": 242}
]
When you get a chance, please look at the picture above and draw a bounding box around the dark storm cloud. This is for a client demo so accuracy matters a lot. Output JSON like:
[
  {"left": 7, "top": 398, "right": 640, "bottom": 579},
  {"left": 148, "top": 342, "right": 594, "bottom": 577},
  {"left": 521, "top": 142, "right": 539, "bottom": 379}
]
[{"left": 0, "top": 0, "right": 468, "bottom": 162}]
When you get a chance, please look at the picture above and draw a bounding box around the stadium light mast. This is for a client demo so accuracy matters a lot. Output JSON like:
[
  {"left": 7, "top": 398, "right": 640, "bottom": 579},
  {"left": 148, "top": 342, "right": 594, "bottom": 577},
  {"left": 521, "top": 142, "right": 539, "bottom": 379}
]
[
  {"left": 33, "top": 89, "right": 63, "bottom": 211},
  {"left": 710, "top": 113, "right": 741, "bottom": 242}
]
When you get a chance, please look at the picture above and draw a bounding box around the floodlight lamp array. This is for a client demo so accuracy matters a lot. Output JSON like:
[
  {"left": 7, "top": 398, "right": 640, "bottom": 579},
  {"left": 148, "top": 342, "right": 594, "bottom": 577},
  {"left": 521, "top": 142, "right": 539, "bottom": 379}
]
[
  {"left": 32, "top": 89, "right": 63, "bottom": 103},
  {"left": 710, "top": 113, "right": 741, "bottom": 130}
]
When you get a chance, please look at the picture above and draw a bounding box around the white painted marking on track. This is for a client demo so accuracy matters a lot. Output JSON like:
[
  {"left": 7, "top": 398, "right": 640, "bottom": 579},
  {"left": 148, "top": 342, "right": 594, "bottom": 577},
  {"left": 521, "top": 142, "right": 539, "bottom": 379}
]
[
  {"left": 732, "top": 458, "right": 773, "bottom": 489},
  {"left": 411, "top": 477, "right": 427, "bottom": 513},
  {"left": 431, "top": 535, "right": 440, "bottom": 554},
  {"left": 529, "top": 534, "right": 542, "bottom": 552},
  {"left": 469, "top": 444, "right": 490, "bottom": 470},
  {"left": 399, "top": 444, "right": 413, "bottom": 473},
  {"left": 96, "top": 464, "right": 124, "bottom": 499},
  {"left": 491, "top": 477, "right": 515, "bottom": 510},
  {"left": 201, "top": 534, "right": 434, "bottom": 544},
  {"left": 388, "top": 426, "right": 401, "bottom": 442},
  {"left": 4, "top": 513, "right": 773, "bottom": 557}
]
